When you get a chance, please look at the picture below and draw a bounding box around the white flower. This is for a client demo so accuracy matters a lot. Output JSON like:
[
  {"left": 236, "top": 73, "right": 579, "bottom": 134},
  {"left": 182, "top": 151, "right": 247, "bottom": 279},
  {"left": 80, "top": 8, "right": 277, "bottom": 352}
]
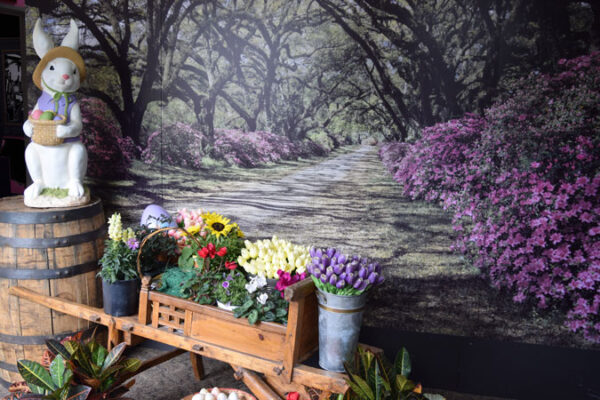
[
  {"left": 245, "top": 281, "right": 258, "bottom": 294},
  {"left": 257, "top": 293, "right": 268, "bottom": 305},
  {"left": 255, "top": 275, "right": 267, "bottom": 288}
]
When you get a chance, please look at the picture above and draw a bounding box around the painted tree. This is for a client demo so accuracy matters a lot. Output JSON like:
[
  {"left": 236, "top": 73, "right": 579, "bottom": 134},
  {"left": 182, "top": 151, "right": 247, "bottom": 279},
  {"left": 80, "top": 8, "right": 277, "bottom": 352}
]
[{"left": 32, "top": 0, "right": 208, "bottom": 146}]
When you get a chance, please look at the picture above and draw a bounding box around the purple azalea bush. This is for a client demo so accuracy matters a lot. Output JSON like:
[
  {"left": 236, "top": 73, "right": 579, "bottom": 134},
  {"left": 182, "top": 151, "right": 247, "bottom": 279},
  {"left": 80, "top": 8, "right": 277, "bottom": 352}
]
[
  {"left": 80, "top": 97, "right": 137, "bottom": 179},
  {"left": 380, "top": 52, "right": 600, "bottom": 342},
  {"left": 307, "top": 247, "right": 384, "bottom": 296}
]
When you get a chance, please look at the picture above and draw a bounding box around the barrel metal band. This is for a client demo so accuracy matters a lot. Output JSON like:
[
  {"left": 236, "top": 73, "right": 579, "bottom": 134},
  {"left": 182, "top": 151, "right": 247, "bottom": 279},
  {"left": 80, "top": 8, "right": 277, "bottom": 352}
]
[
  {"left": 318, "top": 303, "right": 365, "bottom": 314},
  {"left": 0, "top": 226, "right": 105, "bottom": 249},
  {"left": 0, "top": 327, "right": 95, "bottom": 345},
  {"left": 0, "top": 199, "right": 103, "bottom": 224},
  {"left": 0, "top": 375, "right": 11, "bottom": 388},
  {"left": 0, "top": 261, "right": 99, "bottom": 280},
  {"left": 0, "top": 361, "right": 18, "bottom": 373}
]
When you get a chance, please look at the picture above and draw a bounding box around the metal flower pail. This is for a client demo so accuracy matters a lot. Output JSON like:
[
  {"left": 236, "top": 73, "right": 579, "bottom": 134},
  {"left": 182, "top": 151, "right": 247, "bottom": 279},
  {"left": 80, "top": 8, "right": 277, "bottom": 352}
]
[{"left": 316, "top": 289, "right": 367, "bottom": 372}]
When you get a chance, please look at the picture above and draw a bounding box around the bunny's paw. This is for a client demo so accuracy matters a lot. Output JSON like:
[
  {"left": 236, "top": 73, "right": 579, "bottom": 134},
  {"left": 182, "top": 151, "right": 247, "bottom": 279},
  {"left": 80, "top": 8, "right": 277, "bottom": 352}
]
[
  {"left": 24, "top": 182, "right": 44, "bottom": 201},
  {"left": 56, "top": 125, "right": 71, "bottom": 138},
  {"left": 23, "top": 120, "right": 33, "bottom": 137},
  {"left": 68, "top": 181, "right": 85, "bottom": 198}
]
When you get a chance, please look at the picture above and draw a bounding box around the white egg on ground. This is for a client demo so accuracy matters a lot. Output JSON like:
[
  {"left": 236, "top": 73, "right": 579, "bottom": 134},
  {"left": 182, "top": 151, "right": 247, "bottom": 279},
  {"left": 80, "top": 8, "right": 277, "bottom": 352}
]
[
  {"left": 204, "top": 394, "right": 215, "bottom": 400},
  {"left": 191, "top": 394, "right": 204, "bottom": 400},
  {"left": 211, "top": 388, "right": 221, "bottom": 396},
  {"left": 217, "top": 394, "right": 228, "bottom": 400},
  {"left": 200, "top": 388, "right": 209, "bottom": 394},
  {"left": 228, "top": 393, "right": 239, "bottom": 400}
]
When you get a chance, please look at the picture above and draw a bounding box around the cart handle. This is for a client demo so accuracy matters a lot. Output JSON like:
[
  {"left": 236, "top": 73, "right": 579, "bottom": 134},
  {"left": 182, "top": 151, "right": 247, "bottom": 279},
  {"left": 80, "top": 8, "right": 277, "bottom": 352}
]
[{"left": 136, "top": 226, "right": 202, "bottom": 278}]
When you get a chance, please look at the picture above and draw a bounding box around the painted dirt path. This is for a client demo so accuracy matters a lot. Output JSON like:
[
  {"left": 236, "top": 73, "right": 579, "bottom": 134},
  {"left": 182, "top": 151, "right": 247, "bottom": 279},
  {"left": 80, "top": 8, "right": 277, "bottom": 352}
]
[{"left": 159, "top": 145, "right": 585, "bottom": 348}]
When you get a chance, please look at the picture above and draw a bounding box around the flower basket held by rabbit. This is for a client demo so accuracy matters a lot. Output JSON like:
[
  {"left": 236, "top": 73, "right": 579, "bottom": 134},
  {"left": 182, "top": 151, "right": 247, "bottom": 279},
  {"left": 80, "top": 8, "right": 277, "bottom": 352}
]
[
  {"left": 23, "top": 18, "right": 89, "bottom": 208},
  {"left": 28, "top": 113, "right": 67, "bottom": 146}
]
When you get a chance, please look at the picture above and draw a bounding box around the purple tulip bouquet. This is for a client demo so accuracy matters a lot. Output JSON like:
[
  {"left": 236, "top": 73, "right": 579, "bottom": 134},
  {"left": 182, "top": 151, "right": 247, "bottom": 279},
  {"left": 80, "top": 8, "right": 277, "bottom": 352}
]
[{"left": 306, "top": 247, "right": 385, "bottom": 296}]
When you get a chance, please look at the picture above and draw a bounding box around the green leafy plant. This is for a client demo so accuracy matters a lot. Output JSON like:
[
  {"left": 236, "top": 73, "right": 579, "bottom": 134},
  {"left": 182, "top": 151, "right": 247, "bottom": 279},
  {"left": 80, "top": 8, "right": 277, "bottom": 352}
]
[
  {"left": 97, "top": 240, "right": 138, "bottom": 283},
  {"left": 98, "top": 213, "right": 139, "bottom": 283},
  {"left": 213, "top": 271, "right": 248, "bottom": 307},
  {"left": 233, "top": 276, "right": 288, "bottom": 325},
  {"left": 17, "top": 354, "right": 91, "bottom": 400},
  {"left": 341, "top": 347, "right": 444, "bottom": 400},
  {"left": 13, "top": 335, "right": 140, "bottom": 400},
  {"left": 60, "top": 339, "right": 141, "bottom": 395}
]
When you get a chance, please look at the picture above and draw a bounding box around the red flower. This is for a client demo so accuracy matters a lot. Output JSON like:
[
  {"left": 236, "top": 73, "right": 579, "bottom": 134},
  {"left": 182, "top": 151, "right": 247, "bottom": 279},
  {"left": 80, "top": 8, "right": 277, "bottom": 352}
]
[
  {"left": 198, "top": 243, "right": 227, "bottom": 259},
  {"left": 198, "top": 243, "right": 216, "bottom": 258},
  {"left": 225, "top": 261, "right": 237, "bottom": 270},
  {"left": 287, "top": 393, "right": 300, "bottom": 400}
]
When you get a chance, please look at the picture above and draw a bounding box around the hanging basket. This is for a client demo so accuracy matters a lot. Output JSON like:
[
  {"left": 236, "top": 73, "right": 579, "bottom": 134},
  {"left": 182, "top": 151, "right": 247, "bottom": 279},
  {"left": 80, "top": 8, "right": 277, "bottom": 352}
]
[{"left": 30, "top": 114, "right": 67, "bottom": 146}]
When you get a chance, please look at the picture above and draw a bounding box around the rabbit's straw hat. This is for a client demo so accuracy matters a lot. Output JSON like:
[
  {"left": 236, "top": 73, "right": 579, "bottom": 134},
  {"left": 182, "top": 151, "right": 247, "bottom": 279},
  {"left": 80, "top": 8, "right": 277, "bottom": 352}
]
[{"left": 32, "top": 46, "right": 86, "bottom": 91}]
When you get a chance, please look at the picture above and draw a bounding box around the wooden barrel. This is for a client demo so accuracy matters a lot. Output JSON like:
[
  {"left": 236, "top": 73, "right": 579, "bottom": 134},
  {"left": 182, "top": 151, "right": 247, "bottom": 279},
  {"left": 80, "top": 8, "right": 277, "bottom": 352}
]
[{"left": 0, "top": 195, "right": 105, "bottom": 386}]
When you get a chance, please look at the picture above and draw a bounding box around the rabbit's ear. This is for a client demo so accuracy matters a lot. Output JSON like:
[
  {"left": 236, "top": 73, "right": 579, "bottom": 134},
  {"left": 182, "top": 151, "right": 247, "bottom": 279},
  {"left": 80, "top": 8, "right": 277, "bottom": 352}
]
[
  {"left": 60, "top": 19, "right": 79, "bottom": 51},
  {"left": 33, "top": 19, "right": 54, "bottom": 59}
]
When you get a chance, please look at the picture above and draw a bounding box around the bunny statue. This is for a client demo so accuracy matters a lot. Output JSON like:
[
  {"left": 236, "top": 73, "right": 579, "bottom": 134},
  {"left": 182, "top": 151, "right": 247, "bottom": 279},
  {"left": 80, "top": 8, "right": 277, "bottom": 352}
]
[{"left": 23, "top": 19, "right": 89, "bottom": 208}]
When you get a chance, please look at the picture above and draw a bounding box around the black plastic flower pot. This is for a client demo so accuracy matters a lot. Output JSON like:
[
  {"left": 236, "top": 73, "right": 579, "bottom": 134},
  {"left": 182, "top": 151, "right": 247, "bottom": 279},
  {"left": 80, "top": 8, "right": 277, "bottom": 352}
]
[{"left": 102, "top": 278, "right": 140, "bottom": 317}]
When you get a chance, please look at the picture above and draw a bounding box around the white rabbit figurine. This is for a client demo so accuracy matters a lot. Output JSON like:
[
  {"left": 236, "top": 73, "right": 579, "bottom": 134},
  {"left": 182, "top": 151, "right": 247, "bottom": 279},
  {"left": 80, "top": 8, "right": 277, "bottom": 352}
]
[{"left": 23, "top": 18, "right": 89, "bottom": 207}]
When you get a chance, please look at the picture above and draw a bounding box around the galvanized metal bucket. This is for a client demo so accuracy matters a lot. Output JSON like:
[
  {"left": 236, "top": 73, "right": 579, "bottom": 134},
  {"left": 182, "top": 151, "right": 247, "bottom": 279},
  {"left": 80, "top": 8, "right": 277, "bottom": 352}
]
[{"left": 316, "top": 289, "right": 367, "bottom": 372}]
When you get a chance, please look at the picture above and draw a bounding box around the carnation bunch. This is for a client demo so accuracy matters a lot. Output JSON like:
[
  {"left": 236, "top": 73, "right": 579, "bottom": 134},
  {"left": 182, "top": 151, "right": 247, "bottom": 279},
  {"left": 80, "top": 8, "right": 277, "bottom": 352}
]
[
  {"left": 306, "top": 248, "right": 384, "bottom": 296},
  {"left": 237, "top": 236, "right": 309, "bottom": 279}
]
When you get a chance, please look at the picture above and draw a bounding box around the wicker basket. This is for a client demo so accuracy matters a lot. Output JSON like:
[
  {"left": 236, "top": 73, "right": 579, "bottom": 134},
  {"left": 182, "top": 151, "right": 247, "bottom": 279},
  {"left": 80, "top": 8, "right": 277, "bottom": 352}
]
[{"left": 30, "top": 114, "right": 67, "bottom": 146}]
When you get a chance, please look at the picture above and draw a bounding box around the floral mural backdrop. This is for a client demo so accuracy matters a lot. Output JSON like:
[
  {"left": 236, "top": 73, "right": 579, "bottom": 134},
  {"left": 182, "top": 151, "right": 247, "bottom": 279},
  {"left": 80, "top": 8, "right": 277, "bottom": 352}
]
[{"left": 23, "top": 0, "right": 600, "bottom": 349}]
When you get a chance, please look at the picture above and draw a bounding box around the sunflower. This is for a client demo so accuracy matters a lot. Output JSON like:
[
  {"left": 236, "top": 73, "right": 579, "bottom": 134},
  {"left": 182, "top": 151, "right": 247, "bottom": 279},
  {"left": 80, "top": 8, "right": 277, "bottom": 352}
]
[{"left": 202, "top": 212, "right": 234, "bottom": 238}]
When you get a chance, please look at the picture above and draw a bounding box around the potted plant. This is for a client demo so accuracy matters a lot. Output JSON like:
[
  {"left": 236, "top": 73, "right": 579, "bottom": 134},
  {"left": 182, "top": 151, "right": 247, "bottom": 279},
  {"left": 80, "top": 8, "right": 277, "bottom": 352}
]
[
  {"left": 214, "top": 270, "right": 248, "bottom": 311},
  {"left": 306, "top": 248, "right": 385, "bottom": 372},
  {"left": 232, "top": 274, "right": 290, "bottom": 325},
  {"left": 98, "top": 213, "right": 140, "bottom": 316},
  {"left": 340, "top": 347, "right": 445, "bottom": 400},
  {"left": 8, "top": 333, "right": 140, "bottom": 400}
]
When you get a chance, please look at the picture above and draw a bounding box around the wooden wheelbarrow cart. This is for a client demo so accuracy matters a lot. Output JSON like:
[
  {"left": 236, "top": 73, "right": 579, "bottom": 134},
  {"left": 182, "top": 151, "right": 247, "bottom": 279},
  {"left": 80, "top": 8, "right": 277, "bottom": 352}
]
[{"left": 9, "top": 275, "right": 374, "bottom": 400}]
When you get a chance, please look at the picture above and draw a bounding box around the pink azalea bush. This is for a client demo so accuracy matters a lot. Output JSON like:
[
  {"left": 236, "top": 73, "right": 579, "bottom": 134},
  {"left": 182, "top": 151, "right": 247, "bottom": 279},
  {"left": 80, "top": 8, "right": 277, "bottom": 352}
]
[
  {"left": 80, "top": 97, "right": 137, "bottom": 179},
  {"left": 381, "top": 52, "right": 600, "bottom": 342},
  {"left": 142, "top": 122, "right": 205, "bottom": 169},
  {"left": 142, "top": 126, "right": 327, "bottom": 169},
  {"left": 213, "top": 129, "right": 326, "bottom": 168},
  {"left": 378, "top": 142, "right": 411, "bottom": 175}
]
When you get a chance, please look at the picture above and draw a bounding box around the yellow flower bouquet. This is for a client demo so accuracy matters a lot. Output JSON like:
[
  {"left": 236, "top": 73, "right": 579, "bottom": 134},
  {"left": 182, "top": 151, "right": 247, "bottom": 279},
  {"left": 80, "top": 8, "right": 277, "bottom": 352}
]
[{"left": 237, "top": 236, "right": 310, "bottom": 279}]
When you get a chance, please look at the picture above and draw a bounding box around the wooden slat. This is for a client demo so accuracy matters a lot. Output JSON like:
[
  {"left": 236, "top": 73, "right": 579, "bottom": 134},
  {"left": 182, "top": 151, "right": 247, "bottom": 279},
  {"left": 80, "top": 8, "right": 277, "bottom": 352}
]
[
  {"left": 295, "top": 293, "right": 319, "bottom": 362},
  {"left": 149, "top": 291, "right": 286, "bottom": 334},
  {"left": 265, "top": 374, "right": 313, "bottom": 400},
  {"left": 282, "top": 297, "right": 304, "bottom": 382},
  {"left": 189, "top": 311, "right": 285, "bottom": 361},
  {"left": 232, "top": 365, "right": 284, "bottom": 400},
  {"left": 284, "top": 277, "right": 315, "bottom": 301},
  {"left": 151, "top": 300, "right": 160, "bottom": 328},
  {"left": 190, "top": 352, "right": 204, "bottom": 380},
  {"left": 158, "top": 306, "right": 186, "bottom": 320},
  {"left": 138, "top": 276, "right": 152, "bottom": 324}
]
